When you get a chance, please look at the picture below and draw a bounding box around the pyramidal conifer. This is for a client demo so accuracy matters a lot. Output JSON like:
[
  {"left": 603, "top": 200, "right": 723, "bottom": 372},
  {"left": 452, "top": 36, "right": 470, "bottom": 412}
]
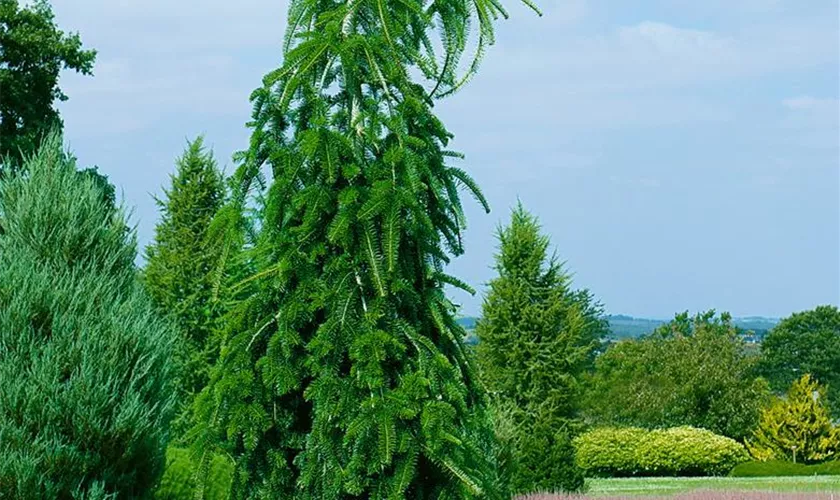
[
  {"left": 192, "top": 0, "right": 541, "bottom": 498},
  {"left": 0, "top": 133, "right": 177, "bottom": 497},
  {"left": 476, "top": 203, "right": 607, "bottom": 494},
  {"left": 747, "top": 374, "right": 840, "bottom": 463},
  {"left": 144, "top": 137, "right": 226, "bottom": 433}
]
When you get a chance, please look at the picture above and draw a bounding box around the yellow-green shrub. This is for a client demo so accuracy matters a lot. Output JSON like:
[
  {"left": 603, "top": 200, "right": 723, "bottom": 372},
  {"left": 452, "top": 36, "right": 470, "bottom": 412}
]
[
  {"left": 574, "top": 426, "right": 749, "bottom": 477},
  {"left": 747, "top": 374, "right": 840, "bottom": 463},
  {"left": 154, "top": 447, "right": 233, "bottom": 500}
]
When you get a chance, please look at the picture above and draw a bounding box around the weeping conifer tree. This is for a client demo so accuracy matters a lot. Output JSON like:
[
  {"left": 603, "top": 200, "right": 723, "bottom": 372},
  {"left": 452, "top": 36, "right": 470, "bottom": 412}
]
[{"left": 193, "top": 0, "right": 540, "bottom": 498}]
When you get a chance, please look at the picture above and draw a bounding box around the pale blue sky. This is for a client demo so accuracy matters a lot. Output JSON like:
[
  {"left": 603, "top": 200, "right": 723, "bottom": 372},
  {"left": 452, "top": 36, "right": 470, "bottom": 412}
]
[{"left": 52, "top": 0, "right": 838, "bottom": 319}]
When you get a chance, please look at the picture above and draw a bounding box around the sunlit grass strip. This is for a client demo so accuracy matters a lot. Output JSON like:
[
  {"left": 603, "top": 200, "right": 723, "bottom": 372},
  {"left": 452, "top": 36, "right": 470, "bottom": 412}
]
[
  {"left": 517, "top": 475, "right": 840, "bottom": 499},
  {"left": 519, "top": 492, "right": 838, "bottom": 500}
]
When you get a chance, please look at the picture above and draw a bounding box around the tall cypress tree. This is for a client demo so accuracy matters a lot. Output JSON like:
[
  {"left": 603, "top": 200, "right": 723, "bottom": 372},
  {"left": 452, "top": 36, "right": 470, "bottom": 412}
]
[
  {"left": 144, "top": 137, "right": 226, "bottom": 433},
  {"left": 193, "top": 0, "right": 540, "bottom": 498},
  {"left": 476, "top": 203, "right": 608, "bottom": 494},
  {"left": 0, "top": 133, "right": 176, "bottom": 497}
]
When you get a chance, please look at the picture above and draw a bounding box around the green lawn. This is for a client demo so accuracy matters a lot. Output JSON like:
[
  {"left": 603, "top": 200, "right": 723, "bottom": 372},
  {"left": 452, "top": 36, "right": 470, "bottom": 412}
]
[{"left": 586, "top": 476, "right": 840, "bottom": 497}]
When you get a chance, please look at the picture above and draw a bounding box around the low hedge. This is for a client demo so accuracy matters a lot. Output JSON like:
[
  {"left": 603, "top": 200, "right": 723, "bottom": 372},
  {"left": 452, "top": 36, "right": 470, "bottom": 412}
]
[
  {"left": 154, "top": 447, "right": 234, "bottom": 500},
  {"left": 729, "top": 460, "right": 840, "bottom": 477},
  {"left": 574, "top": 426, "right": 749, "bottom": 477}
]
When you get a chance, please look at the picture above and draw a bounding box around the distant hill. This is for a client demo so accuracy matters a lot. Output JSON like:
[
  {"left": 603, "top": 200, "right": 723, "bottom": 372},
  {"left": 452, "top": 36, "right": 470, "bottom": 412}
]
[
  {"left": 606, "top": 315, "right": 665, "bottom": 340},
  {"left": 456, "top": 317, "right": 479, "bottom": 345},
  {"left": 456, "top": 317, "right": 477, "bottom": 330},
  {"left": 456, "top": 314, "right": 780, "bottom": 343},
  {"left": 606, "top": 315, "right": 780, "bottom": 341}
]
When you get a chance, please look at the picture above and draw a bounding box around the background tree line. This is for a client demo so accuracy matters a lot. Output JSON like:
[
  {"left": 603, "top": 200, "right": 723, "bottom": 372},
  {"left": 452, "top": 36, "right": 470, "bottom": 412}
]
[{"left": 472, "top": 203, "right": 840, "bottom": 488}]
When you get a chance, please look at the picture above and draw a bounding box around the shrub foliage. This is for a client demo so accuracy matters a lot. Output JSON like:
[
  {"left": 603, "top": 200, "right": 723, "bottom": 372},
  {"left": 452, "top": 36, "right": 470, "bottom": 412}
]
[
  {"left": 155, "top": 448, "right": 233, "bottom": 500},
  {"left": 574, "top": 426, "right": 750, "bottom": 478},
  {"left": 747, "top": 374, "right": 840, "bottom": 464},
  {"left": 0, "top": 134, "right": 177, "bottom": 498},
  {"left": 729, "top": 460, "right": 840, "bottom": 477}
]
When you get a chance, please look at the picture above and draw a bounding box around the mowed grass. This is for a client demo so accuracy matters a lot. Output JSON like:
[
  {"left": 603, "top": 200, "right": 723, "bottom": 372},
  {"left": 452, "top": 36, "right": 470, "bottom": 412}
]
[
  {"left": 518, "top": 476, "right": 840, "bottom": 499},
  {"left": 586, "top": 476, "right": 840, "bottom": 497}
]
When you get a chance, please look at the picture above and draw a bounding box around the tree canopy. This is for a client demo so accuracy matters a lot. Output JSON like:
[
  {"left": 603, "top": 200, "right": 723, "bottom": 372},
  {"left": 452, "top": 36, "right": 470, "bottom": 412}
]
[
  {"left": 584, "top": 311, "right": 770, "bottom": 441},
  {"left": 760, "top": 305, "right": 840, "bottom": 415},
  {"left": 0, "top": 0, "right": 96, "bottom": 171}
]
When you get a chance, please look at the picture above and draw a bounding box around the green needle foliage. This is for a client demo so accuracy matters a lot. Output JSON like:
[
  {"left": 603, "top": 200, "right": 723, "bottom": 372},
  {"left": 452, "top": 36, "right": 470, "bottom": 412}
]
[
  {"left": 192, "top": 0, "right": 540, "bottom": 498},
  {"left": 78, "top": 165, "right": 118, "bottom": 213},
  {"left": 747, "top": 374, "right": 840, "bottom": 464},
  {"left": 0, "top": 0, "right": 96, "bottom": 172},
  {"left": 0, "top": 133, "right": 177, "bottom": 498},
  {"left": 144, "top": 137, "right": 227, "bottom": 435},
  {"left": 155, "top": 447, "right": 234, "bottom": 500},
  {"left": 475, "top": 203, "right": 607, "bottom": 494}
]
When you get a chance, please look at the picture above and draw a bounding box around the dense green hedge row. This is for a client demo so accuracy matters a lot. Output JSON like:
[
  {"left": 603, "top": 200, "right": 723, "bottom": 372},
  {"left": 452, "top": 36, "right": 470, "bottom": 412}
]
[
  {"left": 729, "top": 460, "right": 840, "bottom": 477},
  {"left": 574, "top": 426, "right": 749, "bottom": 477}
]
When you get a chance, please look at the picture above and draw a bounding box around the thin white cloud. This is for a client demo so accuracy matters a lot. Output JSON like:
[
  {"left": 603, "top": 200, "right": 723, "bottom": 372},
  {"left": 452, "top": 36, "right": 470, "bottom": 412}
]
[
  {"left": 774, "top": 96, "right": 840, "bottom": 153},
  {"left": 51, "top": 0, "right": 287, "bottom": 52},
  {"left": 782, "top": 96, "right": 839, "bottom": 112},
  {"left": 617, "top": 21, "right": 733, "bottom": 55},
  {"left": 445, "top": 89, "right": 735, "bottom": 136},
  {"left": 608, "top": 175, "right": 663, "bottom": 189},
  {"left": 484, "top": 16, "right": 836, "bottom": 91},
  {"left": 645, "top": 0, "right": 787, "bottom": 15}
]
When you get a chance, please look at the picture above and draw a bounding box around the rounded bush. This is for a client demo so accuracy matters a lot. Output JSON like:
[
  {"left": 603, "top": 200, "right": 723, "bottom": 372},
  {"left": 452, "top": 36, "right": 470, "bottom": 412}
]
[{"left": 574, "top": 426, "right": 749, "bottom": 477}]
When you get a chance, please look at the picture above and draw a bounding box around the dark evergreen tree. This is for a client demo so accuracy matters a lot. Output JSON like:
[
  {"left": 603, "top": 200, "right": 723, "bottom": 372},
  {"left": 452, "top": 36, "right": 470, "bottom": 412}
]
[
  {"left": 191, "top": 0, "right": 541, "bottom": 497},
  {"left": 0, "top": 133, "right": 177, "bottom": 497},
  {"left": 78, "top": 165, "right": 117, "bottom": 212},
  {"left": 144, "top": 137, "right": 226, "bottom": 434},
  {"left": 0, "top": 0, "right": 96, "bottom": 172},
  {"left": 475, "top": 203, "right": 607, "bottom": 494}
]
